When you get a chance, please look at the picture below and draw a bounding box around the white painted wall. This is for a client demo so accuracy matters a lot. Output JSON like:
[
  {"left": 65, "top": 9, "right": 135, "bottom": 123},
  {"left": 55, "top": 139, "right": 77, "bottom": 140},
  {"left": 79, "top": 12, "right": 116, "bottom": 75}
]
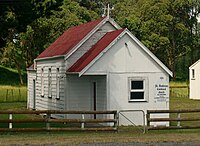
[
  {"left": 84, "top": 33, "right": 170, "bottom": 126},
  {"left": 66, "top": 75, "right": 107, "bottom": 119},
  {"left": 34, "top": 58, "right": 66, "bottom": 118},
  {"left": 190, "top": 60, "right": 200, "bottom": 99},
  {"left": 27, "top": 70, "right": 36, "bottom": 109},
  {"left": 86, "top": 34, "right": 163, "bottom": 74},
  {"left": 108, "top": 72, "right": 169, "bottom": 126}
]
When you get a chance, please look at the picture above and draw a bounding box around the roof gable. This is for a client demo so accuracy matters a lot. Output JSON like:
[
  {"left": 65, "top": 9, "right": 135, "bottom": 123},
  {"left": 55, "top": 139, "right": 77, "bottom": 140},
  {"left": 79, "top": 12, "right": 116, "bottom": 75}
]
[
  {"left": 67, "top": 29, "right": 125, "bottom": 73},
  {"left": 68, "top": 29, "right": 172, "bottom": 77},
  {"left": 125, "top": 30, "right": 173, "bottom": 77},
  {"left": 37, "top": 17, "right": 106, "bottom": 59}
]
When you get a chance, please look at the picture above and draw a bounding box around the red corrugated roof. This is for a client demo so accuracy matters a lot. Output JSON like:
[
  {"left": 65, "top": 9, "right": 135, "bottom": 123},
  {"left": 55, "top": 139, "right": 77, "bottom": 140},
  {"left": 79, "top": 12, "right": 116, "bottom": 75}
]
[
  {"left": 37, "top": 17, "right": 106, "bottom": 59},
  {"left": 67, "top": 29, "right": 125, "bottom": 73}
]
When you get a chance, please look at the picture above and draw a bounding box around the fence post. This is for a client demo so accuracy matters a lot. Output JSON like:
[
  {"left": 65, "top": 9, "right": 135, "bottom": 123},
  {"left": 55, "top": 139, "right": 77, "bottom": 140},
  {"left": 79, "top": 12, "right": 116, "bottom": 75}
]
[
  {"left": 12, "top": 89, "right": 13, "bottom": 100},
  {"left": 146, "top": 111, "right": 150, "bottom": 127},
  {"left": 46, "top": 113, "right": 51, "bottom": 129},
  {"left": 6, "top": 89, "right": 8, "bottom": 102},
  {"left": 9, "top": 114, "right": 13, "bottom": 129},
  {"left": 81, "top": 114, "right": 85, "bottom": 129},
  {"left": 114, "top": 111, "right": 118, "bottom": 130},
  {"left": 177, "top": 113, "right": 181, "bottom": 127},
  {"left": 19, "top": 89, "right": 21, "bottom": 101}
]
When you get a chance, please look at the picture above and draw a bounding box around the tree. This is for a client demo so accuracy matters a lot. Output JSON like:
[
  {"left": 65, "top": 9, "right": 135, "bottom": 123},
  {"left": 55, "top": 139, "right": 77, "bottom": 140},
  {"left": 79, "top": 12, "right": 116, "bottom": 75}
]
[
  {"left": 21, "top": 0, "right": 99, "bottom": 67},
  {"left": 113, "top": 0, "right": 200, "bottom": 80},
  {"left": 1, "top": 28, "right": 25, "bottom": 85}
]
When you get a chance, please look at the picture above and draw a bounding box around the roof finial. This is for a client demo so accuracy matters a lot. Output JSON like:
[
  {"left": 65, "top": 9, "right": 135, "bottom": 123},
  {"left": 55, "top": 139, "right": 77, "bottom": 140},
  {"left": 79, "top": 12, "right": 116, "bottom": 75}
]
[{"left": 102, "top": 4, "right": 114, "bottom": 18}]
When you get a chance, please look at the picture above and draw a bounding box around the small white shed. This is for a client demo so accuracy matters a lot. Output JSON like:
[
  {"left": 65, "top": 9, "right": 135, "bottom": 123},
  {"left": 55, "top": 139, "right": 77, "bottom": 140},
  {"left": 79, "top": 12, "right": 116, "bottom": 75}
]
[
  {"left": 189, "top": 59, "right": 200, "bottom": 99},
  {"left": 27, "top": 16, "right": 172, "bottom": 126}
]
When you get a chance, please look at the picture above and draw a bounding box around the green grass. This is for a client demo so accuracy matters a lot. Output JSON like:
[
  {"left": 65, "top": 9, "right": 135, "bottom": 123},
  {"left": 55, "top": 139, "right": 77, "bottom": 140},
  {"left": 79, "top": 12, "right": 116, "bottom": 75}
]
[
  {"left": 0, "top": 82, "right": 200, "bottom": 145},
  {"left": 170, "top": 81, "right": 189, "bottom": 97},
  {"left": 0, "top": 85, "right": 27, "bottom": 102},
  {"left": 0, "top": 65, "right": 27, "bottom": 85},
  {"left": 170, "top": 81, "right": 189, "bottom": 86},
  {"left": 170, "top": 96, "right": 200, "bottom": 127}
]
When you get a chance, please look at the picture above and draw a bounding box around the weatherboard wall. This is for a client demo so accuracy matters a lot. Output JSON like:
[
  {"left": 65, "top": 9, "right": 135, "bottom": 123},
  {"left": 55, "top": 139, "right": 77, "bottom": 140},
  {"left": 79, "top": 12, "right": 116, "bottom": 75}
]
[
  {"left": 34, "top": 58, "right": 66, "bottom": 118},
  {"left": 27, "top": 70, "right": 36, "bottom": 109}
]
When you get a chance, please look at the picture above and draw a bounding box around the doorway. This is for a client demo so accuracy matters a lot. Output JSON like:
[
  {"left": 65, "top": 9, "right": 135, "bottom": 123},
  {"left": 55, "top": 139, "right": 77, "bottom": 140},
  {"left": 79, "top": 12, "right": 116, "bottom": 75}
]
[
  {"left": 92, "top": 82, "right": 97, "bottom": 119},
  {"left": 33, "top": 79, "right": 36, "bottom": 110}
]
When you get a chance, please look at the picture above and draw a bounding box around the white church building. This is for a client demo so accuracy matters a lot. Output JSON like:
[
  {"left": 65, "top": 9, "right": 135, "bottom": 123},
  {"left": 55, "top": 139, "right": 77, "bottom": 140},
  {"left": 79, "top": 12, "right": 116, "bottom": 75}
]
[{"left": 27, "top": 15, "right": 172, "bottom": 126}]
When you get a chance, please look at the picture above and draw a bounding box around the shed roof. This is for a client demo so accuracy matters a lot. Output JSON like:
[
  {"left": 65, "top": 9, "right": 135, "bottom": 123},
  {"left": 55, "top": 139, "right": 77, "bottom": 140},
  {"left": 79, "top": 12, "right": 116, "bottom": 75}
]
[
  {"left": 189, "top": 59, "right": 200, "bottom": 69},
  {"left": 67, "top": 29, "right": 125, "bottom": 72},
  {"left": 37, "top": 17, "right": 106, "bottom": 59}
]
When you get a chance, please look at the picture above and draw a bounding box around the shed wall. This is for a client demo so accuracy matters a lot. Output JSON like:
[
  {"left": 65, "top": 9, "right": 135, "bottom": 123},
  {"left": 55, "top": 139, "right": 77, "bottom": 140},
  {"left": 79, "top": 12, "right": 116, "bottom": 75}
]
[{"left": 190, "top": 62, "right": 200, "bottom": 99}]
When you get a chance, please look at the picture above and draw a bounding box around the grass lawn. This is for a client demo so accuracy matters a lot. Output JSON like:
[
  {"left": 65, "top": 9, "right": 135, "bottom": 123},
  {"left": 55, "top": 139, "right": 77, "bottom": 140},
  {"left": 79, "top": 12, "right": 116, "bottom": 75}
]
[
  {"left": 0, "top": 96, "right": 200, "bottom": 145},
  {"left": 0, "top": 82, "right": 200, "bottom": 145}
]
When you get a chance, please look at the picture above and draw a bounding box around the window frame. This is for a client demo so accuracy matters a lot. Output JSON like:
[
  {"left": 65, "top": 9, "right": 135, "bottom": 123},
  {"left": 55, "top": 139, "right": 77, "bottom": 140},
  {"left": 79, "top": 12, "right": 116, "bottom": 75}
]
[
  {"left": 48, "top": 68, "right": 52, "bottom": 98},
  {"left": 41, "top": 68, "right": 44, "bottom": 97},
  {"left": 192, "top": 69, "right": 195, "bottom": 79},
  {"left": 128, "top": 77, "right": 148, "bottom": 102},
  {"left": 56, "top": 68, "right": 60, "bottom": 100}
]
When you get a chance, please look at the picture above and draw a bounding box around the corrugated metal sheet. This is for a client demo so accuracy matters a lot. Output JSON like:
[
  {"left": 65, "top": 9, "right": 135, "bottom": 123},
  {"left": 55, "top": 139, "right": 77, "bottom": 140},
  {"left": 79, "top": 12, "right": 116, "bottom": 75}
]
[
  {"left": 37, "top": 17, "right": 106, "bottom": 59},
  {"left": 67, "top": 29, "right": 125, "bottom": 72}
]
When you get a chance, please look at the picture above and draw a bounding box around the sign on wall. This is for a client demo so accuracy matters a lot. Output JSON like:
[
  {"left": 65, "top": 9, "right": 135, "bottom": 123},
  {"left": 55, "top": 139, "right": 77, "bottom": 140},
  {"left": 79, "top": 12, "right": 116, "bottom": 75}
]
[{"left": 154, "top": 77, "right": 169, "bottom": 102}]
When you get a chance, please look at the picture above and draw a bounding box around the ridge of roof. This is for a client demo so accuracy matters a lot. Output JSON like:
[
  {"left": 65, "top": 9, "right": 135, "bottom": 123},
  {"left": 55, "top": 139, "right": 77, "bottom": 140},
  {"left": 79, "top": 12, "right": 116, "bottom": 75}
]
[
  {"left": 67, "top": 29, "right": 125, "bottom": 73},
  {"left": 37, "top": 17, "right": 107, "bottom": 59}
]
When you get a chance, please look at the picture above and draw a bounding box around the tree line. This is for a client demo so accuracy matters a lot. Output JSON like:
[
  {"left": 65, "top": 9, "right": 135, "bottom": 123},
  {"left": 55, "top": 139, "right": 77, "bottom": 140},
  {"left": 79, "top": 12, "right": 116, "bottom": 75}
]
[{"left": 0, "top": 0, "right": 200, "bottom": 84}]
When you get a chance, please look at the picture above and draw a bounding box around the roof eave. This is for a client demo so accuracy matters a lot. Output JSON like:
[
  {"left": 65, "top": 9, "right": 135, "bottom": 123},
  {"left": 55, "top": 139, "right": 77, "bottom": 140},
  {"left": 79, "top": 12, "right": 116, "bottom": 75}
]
[{"left": 35, "top": 55, "right": 64, "bottom": 61}]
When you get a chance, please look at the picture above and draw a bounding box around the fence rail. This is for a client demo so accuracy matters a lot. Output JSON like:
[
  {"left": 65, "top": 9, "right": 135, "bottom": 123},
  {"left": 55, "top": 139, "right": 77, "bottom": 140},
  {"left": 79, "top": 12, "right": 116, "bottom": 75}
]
[
  {"left": 169, "top": 85, "right": 189, "bottom": 98},
  {"left": 147, "top": 109, "right": 200, "bottom": 130},
  {"left": 0, "top": 110, "right": 118, "bottom": 132}
]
